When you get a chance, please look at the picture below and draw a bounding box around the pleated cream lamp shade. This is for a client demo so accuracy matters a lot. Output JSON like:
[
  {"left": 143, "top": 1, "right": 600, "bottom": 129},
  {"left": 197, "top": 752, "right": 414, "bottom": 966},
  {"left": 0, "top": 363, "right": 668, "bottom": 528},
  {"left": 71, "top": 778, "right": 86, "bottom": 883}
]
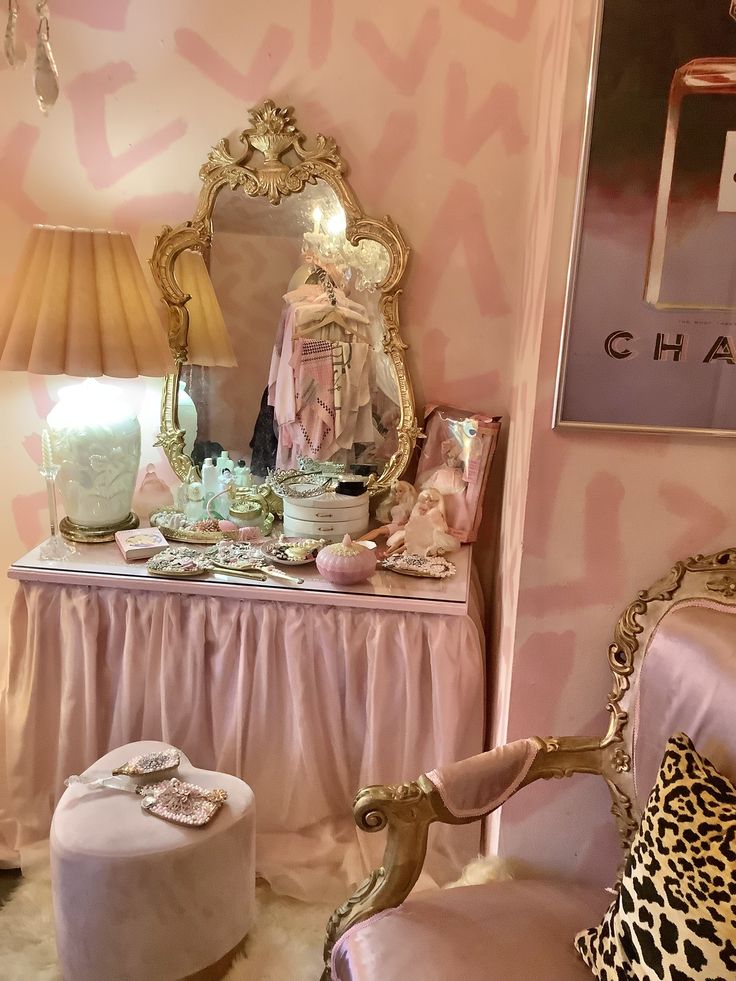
[
  {"left": 175, "top": 250, "right": 237, "bottom": 368},
  {"left": 0, "top": 225, "right": 172, "bottom": 376},
  {"left": 0, "top": 225, "right": 174, "bottom": 543}
]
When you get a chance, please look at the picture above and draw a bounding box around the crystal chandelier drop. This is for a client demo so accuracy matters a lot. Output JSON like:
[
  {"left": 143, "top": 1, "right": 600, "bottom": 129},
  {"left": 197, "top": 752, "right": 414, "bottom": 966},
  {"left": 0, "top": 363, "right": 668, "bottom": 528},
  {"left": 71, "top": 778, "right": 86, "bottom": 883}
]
[{"left": 4, "top": 0, "right": 59, "bottom": 113}]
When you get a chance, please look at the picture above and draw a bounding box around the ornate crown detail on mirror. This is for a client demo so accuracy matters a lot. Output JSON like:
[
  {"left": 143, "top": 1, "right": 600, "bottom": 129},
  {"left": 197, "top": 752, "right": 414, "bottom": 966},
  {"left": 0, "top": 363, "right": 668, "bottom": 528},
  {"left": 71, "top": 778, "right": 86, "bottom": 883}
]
[{"left": 151, "top": 100, "right": 418, "bottom": 492}]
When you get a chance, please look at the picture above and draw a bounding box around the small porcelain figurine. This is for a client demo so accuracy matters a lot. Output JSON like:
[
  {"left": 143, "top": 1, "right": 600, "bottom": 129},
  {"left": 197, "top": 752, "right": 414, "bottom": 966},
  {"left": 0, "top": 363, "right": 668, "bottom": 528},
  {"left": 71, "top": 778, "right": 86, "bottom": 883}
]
[
  {"left": 133, "top": 463, "right": 174, "bottom": 520},
  {"left": 385, "top": 488, "right": 460, "bottom": 557},
  {"left": 361, "top": 481, "right": 418, "bottom": 543},
  {"left": 185, "top": 481, "right": 207, "bottom": 523}
]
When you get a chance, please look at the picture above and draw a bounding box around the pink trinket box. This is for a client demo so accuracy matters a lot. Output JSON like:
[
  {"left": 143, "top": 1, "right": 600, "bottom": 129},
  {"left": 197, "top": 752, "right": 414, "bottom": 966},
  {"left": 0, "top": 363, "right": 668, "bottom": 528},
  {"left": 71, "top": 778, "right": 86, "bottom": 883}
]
[{"left": 115, "top": 527, "right": 169, "bottom": 562}]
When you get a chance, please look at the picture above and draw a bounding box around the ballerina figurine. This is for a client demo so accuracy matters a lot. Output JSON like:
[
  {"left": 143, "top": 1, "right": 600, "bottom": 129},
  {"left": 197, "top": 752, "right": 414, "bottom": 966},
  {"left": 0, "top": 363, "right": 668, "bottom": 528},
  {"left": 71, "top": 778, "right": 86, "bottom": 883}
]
[
  {"left": 360, "top": 480, "right": 418, "bottom": 543},
  {"left": 385, "top": 488, "right": 460, "bottom": 557}
]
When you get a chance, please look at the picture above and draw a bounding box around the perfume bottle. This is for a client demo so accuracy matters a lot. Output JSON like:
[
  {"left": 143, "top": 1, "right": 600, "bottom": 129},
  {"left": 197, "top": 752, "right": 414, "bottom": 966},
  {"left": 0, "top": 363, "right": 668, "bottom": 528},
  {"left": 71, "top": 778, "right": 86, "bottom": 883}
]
[
  {"left": 215, "top": 451, "right": 233, "bottom": 482},
  {"left": 646, "top": 58, "right": 736, "bottom": 310},
  {"left": 234, "top": 460, "right": 252, "bottom": 489},
  {"left": 201, "top": 457, "right": 220, "bottom": 503},
  {"left": 185, "top": 482, "right": 206, "bottom": 523}
]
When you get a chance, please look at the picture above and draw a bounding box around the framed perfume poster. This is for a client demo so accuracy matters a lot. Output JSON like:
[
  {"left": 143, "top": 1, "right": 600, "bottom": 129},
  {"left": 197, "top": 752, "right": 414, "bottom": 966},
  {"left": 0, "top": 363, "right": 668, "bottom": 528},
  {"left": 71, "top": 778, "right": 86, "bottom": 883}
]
[{"left": 555, "top": 0, "right": 736, "bottom": 435}]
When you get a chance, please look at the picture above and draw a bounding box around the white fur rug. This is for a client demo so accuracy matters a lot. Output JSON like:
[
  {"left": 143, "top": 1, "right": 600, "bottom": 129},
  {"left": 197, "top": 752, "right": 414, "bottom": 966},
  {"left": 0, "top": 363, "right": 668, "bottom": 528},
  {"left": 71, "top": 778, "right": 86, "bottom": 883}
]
[{"left": 0, "top": 852, "right": 512, "bottom": 980}]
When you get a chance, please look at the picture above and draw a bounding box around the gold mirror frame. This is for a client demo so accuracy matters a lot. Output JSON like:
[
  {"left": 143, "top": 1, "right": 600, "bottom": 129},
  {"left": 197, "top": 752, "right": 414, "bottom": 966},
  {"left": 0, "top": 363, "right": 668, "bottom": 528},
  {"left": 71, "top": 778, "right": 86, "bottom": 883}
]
[{"left": 150, "top": 100, "right": 419, "bottom": 490}]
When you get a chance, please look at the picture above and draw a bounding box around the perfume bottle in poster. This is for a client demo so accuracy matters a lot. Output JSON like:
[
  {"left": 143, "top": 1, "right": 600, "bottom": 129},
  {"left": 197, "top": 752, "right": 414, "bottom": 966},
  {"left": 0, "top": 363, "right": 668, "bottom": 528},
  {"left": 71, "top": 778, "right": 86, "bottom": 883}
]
[{"left": 646, "top": 58, "right": 736, "bottom": 310}]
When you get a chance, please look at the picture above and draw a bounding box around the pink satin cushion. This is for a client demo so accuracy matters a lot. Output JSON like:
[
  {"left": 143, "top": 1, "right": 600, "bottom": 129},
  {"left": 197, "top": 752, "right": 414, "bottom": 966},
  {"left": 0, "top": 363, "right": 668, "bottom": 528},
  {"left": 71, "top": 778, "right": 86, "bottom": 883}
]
[
  {"left": 633, "top": 601, "right": 736, "bottom": 808},
  {"left": 425, "top": 738, "right": 539, "bottom": 817},
  {"left": 51, "top": 741, "right": 255, "bottom": 981},
  {"left": 332, "top": 880, "right": 610, "bottom": 980}
]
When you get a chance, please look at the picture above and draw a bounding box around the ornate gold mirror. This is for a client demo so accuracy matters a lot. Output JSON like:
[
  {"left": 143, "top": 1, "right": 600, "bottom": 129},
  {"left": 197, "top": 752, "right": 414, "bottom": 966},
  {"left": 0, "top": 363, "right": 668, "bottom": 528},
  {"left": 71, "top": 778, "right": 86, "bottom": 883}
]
[{"left": 151, "top": 101, "right": 417, "bottom": 492}]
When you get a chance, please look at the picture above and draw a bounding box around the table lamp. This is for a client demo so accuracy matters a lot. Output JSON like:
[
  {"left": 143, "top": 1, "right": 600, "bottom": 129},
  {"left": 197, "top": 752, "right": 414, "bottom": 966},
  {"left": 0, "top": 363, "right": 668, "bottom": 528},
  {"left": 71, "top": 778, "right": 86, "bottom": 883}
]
[{"left": 0, "top": 225, "right": 173, "bottom": 543}]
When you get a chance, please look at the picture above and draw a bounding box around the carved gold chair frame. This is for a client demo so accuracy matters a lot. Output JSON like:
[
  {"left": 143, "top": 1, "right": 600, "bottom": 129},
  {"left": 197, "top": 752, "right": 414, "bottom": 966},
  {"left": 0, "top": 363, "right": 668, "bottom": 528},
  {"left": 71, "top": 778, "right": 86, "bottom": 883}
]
[
  {"left": 321, "top": 546, "right": 736, "bottom": 977},
  {"left": 150, "top": 100, "right": 419, "bottom": 489}
]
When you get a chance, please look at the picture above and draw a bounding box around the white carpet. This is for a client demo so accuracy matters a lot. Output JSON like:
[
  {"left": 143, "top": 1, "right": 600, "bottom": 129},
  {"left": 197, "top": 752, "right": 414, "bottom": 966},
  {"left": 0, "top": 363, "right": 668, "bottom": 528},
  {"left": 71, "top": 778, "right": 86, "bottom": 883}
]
[
  {"left": 0, "top": 859, "right": 333, "bottom": 981},
  {"left": 0, "top": 851, "right": 512, "bottom": 980}
]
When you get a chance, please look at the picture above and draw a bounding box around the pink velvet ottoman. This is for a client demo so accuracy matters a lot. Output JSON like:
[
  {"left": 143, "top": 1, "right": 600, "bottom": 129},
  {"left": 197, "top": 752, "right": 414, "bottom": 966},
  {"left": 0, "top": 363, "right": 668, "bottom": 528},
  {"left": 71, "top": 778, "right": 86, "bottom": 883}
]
[{"left": 50, "top": 741, "right": 255, "bottom": 981}]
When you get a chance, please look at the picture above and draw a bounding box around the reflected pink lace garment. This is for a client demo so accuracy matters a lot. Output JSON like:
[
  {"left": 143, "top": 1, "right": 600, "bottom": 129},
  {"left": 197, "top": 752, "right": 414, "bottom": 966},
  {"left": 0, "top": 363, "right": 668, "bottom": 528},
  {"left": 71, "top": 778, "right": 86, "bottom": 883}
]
[
  {"left": 269, "top": 284, "right": 374, "bottom": 466},
  {"left": 426, "top": 738, "right": 540, "bottom": 818}
]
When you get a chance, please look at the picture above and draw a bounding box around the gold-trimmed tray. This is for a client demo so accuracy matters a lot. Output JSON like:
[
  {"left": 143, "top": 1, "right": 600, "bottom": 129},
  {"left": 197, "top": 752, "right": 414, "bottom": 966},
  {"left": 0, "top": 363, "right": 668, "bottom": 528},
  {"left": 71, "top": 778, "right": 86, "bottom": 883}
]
[
  {"left": 150, "top": 508, "right": 235, "bottom": 544},
  {"left": 158, "top": 526, "right": 229, "bottom": 544}
]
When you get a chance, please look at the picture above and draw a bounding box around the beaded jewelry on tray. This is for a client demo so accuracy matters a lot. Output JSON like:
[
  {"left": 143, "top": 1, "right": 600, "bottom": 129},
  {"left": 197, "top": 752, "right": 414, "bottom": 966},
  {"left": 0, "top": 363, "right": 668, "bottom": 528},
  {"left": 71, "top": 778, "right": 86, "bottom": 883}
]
[
  {"left": 266, "top": 468, "right": 332, "bottom": 499},
  {"left": 380, "top": 553, "right": 456, "bottom": 579},
  {"left": 204, "top": 540, "right": 266, "bottom": 569}
]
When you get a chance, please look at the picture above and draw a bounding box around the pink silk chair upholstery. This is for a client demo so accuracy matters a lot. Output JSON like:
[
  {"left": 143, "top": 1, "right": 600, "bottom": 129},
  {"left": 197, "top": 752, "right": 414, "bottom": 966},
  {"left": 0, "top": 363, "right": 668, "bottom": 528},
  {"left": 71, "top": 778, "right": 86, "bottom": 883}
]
[
  {"left": 425, "top": 738, "right": 540, "bottom": 819},
  {"left": 327, "top": 550, "right": 736, "bottom": 980},
  {"left": 631, "top": 599, "right": 736, "bottom": 805},
  {"left": 333, "top": 882, "right": 609, "bottom": 980}
]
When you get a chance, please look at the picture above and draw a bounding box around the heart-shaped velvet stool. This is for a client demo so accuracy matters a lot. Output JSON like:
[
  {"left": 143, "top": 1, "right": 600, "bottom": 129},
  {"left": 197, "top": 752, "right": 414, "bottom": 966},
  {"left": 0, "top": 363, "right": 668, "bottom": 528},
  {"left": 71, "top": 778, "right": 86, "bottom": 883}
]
[{"left": 50, "top": 741, "right": 255, "bottom": 981}]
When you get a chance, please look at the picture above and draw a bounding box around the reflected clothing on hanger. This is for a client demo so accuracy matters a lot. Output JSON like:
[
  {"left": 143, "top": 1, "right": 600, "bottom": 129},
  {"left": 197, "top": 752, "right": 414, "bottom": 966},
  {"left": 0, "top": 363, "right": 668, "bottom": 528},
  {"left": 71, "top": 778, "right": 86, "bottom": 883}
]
[
  {"left": 267, "top": 284, "right": 374, "bottom": 468},
  {"left": 249, "top": 387, "right": 278, "bottom": 477}
]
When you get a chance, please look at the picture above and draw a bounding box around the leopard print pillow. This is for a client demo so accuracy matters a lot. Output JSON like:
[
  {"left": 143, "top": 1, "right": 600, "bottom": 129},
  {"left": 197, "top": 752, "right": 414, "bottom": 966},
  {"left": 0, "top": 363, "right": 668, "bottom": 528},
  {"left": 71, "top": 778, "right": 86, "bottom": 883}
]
[{"left": 574, "top": 733, "right": 736, "bottom": 981}]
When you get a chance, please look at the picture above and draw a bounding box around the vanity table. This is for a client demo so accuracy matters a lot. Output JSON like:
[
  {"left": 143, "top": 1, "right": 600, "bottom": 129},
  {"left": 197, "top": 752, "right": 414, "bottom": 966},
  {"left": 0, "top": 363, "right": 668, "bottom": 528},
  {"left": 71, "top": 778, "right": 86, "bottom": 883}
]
[
  {"left": 0, "top": 541, "right": 485, "bottom": 900},
  {"left": 0, "top": 101, "right": 489, "bottom": 900}
]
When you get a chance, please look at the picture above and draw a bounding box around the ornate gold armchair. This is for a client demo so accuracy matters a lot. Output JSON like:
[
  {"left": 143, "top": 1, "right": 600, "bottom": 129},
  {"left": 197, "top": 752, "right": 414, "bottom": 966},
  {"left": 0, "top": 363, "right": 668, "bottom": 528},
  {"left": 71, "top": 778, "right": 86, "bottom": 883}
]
[{"left": 322, "top": 548, "right": 736, "bottom": 979}]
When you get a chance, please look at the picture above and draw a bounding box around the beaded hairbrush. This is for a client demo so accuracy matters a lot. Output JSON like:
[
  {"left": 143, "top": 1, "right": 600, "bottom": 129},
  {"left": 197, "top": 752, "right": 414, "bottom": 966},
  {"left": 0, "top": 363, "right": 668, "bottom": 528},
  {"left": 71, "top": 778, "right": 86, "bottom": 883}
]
[
  {"left": 137, "top": 778, "right": 228, "bottom": 827},
  {"left": 112, "top": 748, "right": 181, "bottom": 784}
]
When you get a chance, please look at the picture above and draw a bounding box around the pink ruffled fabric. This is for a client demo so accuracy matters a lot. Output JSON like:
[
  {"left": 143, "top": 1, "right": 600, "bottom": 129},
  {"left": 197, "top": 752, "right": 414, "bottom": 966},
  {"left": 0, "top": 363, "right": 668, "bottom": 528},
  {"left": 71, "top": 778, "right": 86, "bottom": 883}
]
[{"left": 0, "top": 579, "right": 486, "bottom": 900}]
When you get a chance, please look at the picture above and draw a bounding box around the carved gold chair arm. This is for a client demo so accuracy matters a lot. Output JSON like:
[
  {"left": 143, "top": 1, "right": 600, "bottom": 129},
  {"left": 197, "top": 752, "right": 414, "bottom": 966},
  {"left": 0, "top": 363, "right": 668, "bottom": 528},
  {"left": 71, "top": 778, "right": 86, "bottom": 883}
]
[{"left": 321, "top": 736, "right": 605, "bottom": 979}]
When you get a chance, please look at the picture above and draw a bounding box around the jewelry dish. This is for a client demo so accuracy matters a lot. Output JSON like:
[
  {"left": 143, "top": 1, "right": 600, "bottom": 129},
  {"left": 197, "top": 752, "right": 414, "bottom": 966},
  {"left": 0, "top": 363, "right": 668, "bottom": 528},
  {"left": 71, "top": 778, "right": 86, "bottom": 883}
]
[
  {"left": 259, "top": 536, "right": 325, "bottom": 565},
  {"left": 204, "top": 541, "right": 266, "bottom": 570}
]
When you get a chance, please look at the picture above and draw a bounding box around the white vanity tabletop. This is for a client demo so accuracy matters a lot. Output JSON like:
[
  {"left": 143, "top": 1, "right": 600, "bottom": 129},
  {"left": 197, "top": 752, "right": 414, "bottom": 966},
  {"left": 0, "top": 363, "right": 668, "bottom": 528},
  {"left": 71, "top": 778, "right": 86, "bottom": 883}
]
[{"left": 9, "top": 540, "right": 474, "bottom": 617}]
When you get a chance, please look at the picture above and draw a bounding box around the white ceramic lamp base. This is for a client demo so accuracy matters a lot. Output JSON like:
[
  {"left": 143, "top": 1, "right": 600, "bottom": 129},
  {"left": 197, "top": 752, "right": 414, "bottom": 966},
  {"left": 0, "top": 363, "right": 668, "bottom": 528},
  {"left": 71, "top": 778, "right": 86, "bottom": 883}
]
[{"left": 47, "top": 380, "right": 141, "bottom": 543}]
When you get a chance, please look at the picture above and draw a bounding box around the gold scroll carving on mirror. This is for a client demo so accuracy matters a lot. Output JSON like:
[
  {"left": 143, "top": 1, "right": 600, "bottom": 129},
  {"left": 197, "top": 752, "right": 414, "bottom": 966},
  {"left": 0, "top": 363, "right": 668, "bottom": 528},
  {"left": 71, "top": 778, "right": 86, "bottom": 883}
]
[{"left": 151, "top": 101, "right": 418, "bottom": 491}]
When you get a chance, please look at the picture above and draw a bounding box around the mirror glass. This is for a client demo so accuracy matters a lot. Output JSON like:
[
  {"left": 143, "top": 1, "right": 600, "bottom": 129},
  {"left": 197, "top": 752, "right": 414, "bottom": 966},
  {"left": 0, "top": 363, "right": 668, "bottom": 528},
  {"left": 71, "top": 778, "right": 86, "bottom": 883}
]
[{"left": 176, "top": 180, "right": 400, "bottom": 479}]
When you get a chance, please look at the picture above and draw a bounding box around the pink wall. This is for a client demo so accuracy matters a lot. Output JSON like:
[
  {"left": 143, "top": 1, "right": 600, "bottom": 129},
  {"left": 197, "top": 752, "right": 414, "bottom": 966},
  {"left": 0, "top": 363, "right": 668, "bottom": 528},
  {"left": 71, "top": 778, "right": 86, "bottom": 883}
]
[
  {"left": 0, "top": 0, "right": 537, "bottom": 649},
  {"left": 497, "top": 0, "right": 735, "bottom": 886}
]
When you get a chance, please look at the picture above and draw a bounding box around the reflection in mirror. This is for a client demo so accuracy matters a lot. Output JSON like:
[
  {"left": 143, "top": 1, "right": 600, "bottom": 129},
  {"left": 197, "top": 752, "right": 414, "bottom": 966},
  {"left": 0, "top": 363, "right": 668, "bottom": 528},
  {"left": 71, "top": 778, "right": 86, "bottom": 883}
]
[{"left": 177, "top": 180, "right": 399, "bottom": 479}]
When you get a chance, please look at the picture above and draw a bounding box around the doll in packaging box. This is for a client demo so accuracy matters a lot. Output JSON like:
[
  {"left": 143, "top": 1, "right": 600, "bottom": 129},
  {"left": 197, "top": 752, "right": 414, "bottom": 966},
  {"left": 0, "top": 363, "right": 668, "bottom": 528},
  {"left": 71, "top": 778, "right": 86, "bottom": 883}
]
[{"left": 415, "top": 407, "right": 501, "bottom": 543}]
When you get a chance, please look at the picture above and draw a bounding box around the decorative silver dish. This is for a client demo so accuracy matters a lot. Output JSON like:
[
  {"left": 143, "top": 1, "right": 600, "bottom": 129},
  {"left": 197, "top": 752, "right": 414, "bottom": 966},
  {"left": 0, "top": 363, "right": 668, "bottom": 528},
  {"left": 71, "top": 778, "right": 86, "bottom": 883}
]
[{"left": 259, "top": 536, "right": 325, "bottom": 565}]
